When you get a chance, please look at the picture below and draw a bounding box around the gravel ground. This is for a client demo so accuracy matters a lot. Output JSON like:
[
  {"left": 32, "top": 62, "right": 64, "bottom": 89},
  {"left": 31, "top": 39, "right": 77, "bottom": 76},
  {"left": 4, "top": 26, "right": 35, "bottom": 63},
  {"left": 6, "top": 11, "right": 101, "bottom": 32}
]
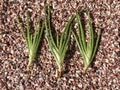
[{"left": 0, "top": 0, "right": 120, "bottom": 90}]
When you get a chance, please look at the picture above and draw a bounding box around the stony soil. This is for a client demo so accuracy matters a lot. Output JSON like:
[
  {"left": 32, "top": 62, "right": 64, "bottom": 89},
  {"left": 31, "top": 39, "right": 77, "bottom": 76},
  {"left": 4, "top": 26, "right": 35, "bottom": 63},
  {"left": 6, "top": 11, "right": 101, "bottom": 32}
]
[{"left": 0, "top": 0, "right": 120, "bottom": 90}]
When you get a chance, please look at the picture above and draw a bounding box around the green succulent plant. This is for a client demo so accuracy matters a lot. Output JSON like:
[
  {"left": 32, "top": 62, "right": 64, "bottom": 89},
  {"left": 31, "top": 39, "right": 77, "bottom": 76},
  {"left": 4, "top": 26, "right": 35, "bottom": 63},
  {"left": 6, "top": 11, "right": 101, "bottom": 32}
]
[
  {"left": 72, "top": 12, "right": 101, "bottom": 73},
  {"left": 44, "top": 5, "right": 75, "bottom": 77},
  {"left": 16, "top": 12, "right": 44, "bottom": 69}
]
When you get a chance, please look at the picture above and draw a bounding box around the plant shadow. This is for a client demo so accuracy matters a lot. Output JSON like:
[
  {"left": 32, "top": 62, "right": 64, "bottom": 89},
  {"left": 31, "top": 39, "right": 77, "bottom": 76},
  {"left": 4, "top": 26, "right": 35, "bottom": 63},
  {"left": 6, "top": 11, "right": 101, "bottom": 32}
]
[
  {"left": 90, "top": 29, "right": 103, "bottom": 73},
  {"left": 64, "top": 40, "right": 76, "bottom": 74}
]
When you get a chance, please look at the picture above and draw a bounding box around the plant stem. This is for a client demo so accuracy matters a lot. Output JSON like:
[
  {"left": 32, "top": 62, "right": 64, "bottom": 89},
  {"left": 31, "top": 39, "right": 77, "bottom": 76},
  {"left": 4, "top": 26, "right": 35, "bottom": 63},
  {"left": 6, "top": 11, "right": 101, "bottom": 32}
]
[{"left": 58, "top": 65, "right": 62, "bottom": 78}]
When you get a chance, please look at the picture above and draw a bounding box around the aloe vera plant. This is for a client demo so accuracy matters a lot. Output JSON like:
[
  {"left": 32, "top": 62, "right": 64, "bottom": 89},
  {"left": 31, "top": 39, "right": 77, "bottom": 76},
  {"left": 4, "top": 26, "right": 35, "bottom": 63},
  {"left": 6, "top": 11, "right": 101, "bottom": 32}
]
[
  {"left": 16, "top": 12, "right": 44, "bottom": 69},
  {"left": 72, "top": 12, "right": 101, "bottom": 73},
  {"left": 44, "top": 5, "right": 75, "bottom": 77}
]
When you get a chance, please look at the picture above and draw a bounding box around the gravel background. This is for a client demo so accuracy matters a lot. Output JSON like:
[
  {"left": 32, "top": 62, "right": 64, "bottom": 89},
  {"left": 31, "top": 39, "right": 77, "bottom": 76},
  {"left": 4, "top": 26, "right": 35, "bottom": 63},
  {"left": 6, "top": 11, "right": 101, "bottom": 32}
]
[{"left": 0, "top": 0, "right": 120, "bottom": 90}]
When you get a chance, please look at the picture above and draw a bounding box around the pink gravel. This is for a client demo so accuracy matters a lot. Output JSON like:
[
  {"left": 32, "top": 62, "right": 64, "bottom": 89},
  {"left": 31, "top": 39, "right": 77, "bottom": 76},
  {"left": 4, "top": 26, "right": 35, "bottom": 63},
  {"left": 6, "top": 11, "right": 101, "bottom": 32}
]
[{"left": 0, "top": 0, "right": 119, "bottom": 90}]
